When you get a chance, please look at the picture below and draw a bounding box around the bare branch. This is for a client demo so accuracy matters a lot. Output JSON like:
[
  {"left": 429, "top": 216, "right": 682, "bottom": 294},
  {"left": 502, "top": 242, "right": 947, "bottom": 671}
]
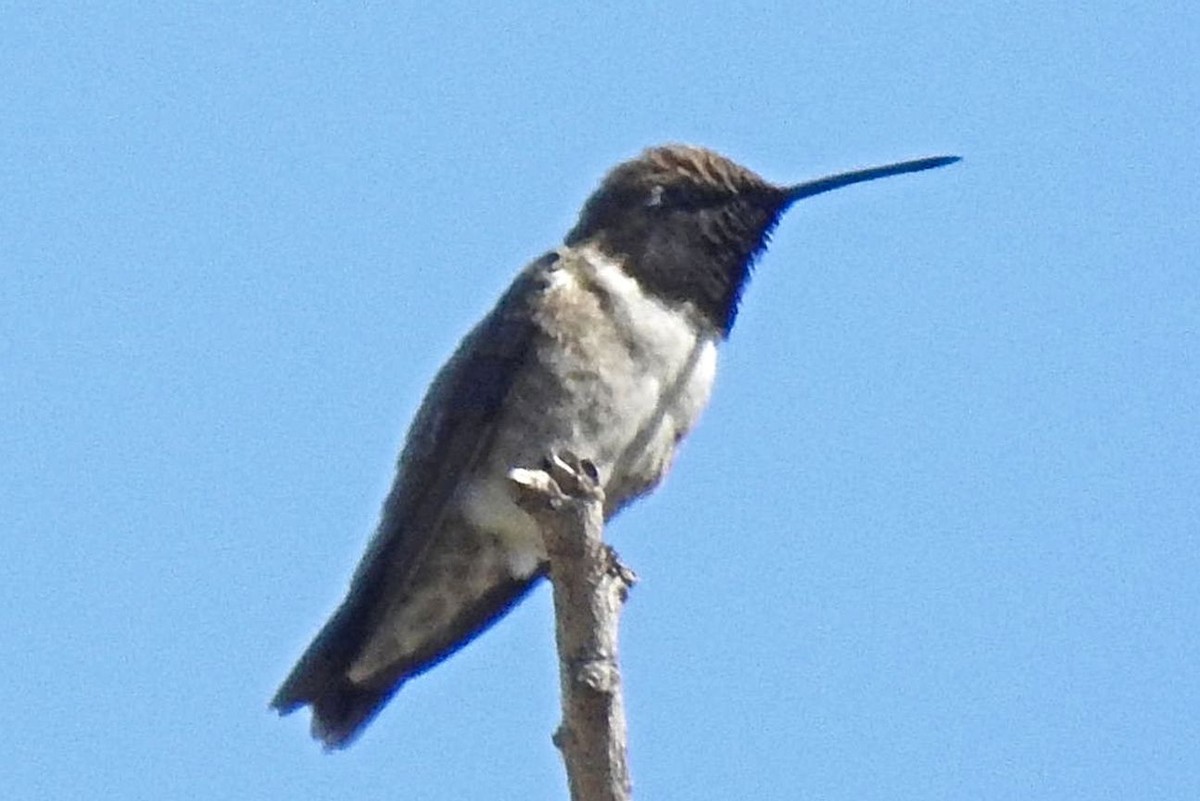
[{"left": 509, "top": 452, "right": 636, "bottom": 801}]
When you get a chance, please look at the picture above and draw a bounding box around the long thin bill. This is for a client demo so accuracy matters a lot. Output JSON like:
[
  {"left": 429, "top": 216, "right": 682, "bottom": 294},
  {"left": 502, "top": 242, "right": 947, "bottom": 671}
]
[{"left": 785, "top": 155, "right": 960, "bottom": 203}]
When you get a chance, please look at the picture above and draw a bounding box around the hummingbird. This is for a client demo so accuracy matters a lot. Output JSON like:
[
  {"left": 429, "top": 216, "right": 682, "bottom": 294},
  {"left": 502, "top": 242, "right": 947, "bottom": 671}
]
[{"left": 272, "top": 144, "right": 959, "bottom": 749}]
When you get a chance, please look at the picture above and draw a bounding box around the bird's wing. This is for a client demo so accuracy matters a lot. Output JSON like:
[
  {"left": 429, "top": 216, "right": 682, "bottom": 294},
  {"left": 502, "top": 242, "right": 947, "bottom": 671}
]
[{"left": 271, "top": 252, "right": 558, "bottom": 747}]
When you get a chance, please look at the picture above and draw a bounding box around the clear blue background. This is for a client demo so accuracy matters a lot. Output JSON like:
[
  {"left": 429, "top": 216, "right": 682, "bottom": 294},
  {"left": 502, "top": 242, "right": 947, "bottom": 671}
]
[{"left": 3, "top": 3, "right": 1196, "bottom": 799}]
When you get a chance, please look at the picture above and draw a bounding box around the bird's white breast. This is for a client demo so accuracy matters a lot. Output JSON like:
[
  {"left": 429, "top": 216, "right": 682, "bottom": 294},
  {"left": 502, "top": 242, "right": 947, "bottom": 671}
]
[{"left": 460, "top": 246, "right": 719, "bottom": 578}]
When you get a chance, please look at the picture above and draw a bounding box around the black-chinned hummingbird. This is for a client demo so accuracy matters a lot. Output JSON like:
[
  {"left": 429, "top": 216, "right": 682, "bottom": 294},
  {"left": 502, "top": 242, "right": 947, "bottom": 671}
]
[{"left": 272, "top": 145, "right": 959, "bottom": 748}]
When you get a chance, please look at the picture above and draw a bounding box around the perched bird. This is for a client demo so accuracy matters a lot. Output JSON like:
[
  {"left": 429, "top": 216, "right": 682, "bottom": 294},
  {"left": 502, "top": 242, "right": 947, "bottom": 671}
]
[{"left": 272, "top": 144, "right": 958, "bottom": 749}]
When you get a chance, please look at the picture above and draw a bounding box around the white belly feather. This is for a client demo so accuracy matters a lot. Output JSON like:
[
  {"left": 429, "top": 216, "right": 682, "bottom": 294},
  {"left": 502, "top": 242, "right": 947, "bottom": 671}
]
[{"left": 460, "top": 247, "right": 719, "bottom": 578}]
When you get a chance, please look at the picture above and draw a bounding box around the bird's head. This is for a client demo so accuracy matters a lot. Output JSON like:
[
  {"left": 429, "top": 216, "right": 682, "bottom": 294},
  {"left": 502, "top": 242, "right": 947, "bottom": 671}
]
[{"left": 566, "top": 144, "right": 958, "bottom": 336}]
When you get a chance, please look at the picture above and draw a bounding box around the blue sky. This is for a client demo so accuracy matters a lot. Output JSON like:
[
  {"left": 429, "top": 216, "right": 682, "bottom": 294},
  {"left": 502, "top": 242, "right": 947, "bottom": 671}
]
[{"left": 3, "top": 3, "right": 1197, "bottom": 799}]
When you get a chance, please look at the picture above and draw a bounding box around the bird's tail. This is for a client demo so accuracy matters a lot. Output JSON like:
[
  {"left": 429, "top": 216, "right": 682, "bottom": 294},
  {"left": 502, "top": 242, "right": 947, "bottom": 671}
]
[{"left": 271, "top": 643, "right": 400, "bottom": 751}]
